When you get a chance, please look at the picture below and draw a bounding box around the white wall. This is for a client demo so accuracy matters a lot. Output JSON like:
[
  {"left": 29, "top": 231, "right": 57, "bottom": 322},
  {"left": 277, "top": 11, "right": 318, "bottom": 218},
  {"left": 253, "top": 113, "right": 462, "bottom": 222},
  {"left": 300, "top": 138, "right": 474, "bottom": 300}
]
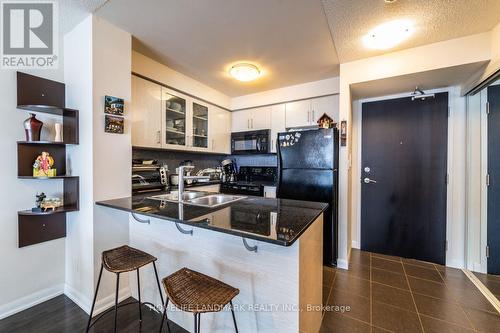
[
  {"left": 91, "top": 16, "right": 132, "bottom": 313},
  {"left": 132, "top": 51, "right": 231, "bottom": 110},
  {"left": 338, "top": 32, "right": 492, "bottom": 268},
  {"left": 0, "top": 25, "right": 70, "bottom": 319},
  {"left": 64, "top": 15, "right": 95, "bottom": 313},
  {"left": 231, "top": 77, "right": 340, "bottom": 110},
  {"left": 351, "top": 87, "right": 467, "bottom": 268},
  {"left": 0, "top": 70, "right": 66, "bottom": 318},
  {"left": 63, "top": 15, "right": 132, "bottom": 314}
]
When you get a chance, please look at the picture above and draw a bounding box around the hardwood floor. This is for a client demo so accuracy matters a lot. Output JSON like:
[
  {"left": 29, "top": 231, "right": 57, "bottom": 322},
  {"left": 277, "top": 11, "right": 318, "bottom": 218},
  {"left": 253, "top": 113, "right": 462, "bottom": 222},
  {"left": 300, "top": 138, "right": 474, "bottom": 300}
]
[{"left": 0, "top": 296, "right": 186, "bottom": 333}]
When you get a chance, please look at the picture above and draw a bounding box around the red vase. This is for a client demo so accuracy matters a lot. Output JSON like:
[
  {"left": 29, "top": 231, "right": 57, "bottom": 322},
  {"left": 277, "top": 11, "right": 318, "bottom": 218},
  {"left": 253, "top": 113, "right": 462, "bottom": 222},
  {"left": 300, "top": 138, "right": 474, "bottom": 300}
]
[{"left": 23, "top": 113, "right": 43, "bottom": 141}]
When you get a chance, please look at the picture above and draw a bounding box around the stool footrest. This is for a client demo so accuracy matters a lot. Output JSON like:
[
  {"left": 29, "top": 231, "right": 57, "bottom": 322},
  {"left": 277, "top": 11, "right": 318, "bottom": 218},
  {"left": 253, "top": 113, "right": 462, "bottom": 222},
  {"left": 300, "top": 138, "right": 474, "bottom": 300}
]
[{"left": 87, "top": 300, "right": 157, "bottom": 329}]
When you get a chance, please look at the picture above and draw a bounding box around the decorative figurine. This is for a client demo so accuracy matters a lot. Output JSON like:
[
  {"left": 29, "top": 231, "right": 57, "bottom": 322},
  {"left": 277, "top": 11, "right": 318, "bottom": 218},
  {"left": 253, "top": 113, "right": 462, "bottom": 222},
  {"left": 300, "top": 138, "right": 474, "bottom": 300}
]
[
  {"left": 41, "top": 197, "right": 63, "bottom": 211},
  {"left": 32, "top": 192, "right": 46, "bottom": 212},
  {"left": 54, "top": 123, "right": 63, "bottom": 142},
  {"left": 33, "top": 151, "right": 56, "bottom": 177},
  {"left": 23, "top": 113, "right": 43, "bottom": 141},
  {"left": 317, "top": 113, "right": 336, "bottom": 129}
]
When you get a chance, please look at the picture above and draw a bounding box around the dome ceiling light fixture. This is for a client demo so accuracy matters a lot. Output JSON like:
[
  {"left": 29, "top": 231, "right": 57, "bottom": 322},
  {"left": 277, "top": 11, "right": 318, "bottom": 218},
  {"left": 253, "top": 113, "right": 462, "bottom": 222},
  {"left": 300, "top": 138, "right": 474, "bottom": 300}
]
[
  {"left": 363, "top": 19, "right": 413, "bottom": 50},
  {"left": 229, "top": 63, "right": 261, "bottom": 82}
]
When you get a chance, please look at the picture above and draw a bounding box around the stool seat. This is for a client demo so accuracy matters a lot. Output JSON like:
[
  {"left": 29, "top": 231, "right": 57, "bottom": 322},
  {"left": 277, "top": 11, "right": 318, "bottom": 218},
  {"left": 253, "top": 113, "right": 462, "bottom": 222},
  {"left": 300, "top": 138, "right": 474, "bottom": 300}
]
[
  {"left": 102, "top": 245, "right": 157, "bottom": 273},
  {"left": 162, "top": 268, "right": 239, "bottom": 314}
]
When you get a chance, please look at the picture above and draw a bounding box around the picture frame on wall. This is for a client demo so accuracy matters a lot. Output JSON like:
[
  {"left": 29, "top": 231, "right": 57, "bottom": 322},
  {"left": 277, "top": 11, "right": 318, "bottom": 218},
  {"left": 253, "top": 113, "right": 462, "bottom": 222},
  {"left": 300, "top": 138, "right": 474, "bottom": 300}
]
[
  {"left": 104, "top": 95, "right": 124, "bottom": 115},
  {"left": 340, "top": 120, "right": 347, "bottom": 146},
  {"left": 105, "top": 115, "right": 124, "bottom": 134}
]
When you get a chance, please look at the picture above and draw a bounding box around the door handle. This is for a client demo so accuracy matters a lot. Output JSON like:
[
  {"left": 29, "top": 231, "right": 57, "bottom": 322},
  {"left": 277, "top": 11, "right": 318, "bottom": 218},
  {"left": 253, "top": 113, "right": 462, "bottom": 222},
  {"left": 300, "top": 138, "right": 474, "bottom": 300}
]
[{"left": 363, "top": 177, "right": 377, "bottom": 184}]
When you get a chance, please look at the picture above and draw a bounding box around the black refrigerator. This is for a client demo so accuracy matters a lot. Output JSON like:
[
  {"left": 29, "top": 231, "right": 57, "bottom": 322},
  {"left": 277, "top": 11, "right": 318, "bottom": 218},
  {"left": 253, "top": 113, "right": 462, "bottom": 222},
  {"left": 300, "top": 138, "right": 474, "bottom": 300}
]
[{"left": 276, "top": 128, "right": 339, "bottom": 266}]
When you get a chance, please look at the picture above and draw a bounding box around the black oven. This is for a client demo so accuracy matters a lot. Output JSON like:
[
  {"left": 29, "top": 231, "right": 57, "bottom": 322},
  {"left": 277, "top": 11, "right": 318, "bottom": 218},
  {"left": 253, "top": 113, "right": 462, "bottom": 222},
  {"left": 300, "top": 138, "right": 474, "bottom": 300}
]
[{"left": 231, "top": 129, "right": 270, "bottom": 155}]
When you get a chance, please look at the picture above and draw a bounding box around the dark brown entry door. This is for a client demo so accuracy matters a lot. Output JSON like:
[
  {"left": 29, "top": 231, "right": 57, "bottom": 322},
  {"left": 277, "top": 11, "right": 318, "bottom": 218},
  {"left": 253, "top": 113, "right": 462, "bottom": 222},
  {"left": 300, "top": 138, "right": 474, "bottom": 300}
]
[{"left": 361, "top": 92, "right": 448, "bottom": 265}]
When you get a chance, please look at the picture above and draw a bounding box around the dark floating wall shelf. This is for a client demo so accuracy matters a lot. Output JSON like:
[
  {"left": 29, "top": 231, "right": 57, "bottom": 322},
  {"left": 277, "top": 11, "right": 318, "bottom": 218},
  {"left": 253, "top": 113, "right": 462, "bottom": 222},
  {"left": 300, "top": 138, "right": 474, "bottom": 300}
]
[{"left": 16, "top": 72, "right": 80, "bottom": 248}]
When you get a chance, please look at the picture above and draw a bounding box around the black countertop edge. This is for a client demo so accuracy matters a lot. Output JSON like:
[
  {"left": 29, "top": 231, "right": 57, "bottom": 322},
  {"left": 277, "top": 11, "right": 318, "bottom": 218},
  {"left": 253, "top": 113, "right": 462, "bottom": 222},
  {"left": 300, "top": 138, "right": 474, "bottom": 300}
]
[{"left": 95, "top": 198, "right": 327, "bottom": 247}]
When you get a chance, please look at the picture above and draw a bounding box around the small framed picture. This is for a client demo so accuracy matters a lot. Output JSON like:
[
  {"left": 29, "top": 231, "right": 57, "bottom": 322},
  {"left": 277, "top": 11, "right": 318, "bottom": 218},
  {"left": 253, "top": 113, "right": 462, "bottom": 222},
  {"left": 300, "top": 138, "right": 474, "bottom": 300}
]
[
  {"left": 340, "top": 120, "right": 347, "bottom": 146},
  {"left": 104, "top": 95, "right": 124, "bottom": 115},
  {"left": 105, "top": 115, "right": 124, "bottom": 134}
]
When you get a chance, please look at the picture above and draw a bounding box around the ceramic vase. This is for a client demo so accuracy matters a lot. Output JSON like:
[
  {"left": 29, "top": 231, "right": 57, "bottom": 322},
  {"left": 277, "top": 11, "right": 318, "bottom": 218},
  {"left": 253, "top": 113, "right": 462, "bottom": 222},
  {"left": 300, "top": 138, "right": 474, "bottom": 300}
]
[
  {"left": 23, "top": 113, "right": 43, "bottom": 141},
  {"left": 54, "top": 123, "right": 63, "bottom": 142}
]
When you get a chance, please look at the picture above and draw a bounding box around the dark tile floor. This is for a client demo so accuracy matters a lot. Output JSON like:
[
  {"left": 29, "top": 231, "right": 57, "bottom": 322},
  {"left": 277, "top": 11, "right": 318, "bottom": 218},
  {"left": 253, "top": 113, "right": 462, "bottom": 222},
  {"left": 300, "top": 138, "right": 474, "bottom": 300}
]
[
  {"left": 473, "top": 271, "right": 500, "bottom": 302},
  {"left": 320, "top": 249, "right": 500, "bottom": 332}
]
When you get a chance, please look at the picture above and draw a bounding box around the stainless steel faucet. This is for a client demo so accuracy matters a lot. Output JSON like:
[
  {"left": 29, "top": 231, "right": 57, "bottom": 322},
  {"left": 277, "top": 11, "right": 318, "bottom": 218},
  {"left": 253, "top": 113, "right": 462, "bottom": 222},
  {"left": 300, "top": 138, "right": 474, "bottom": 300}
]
[{"left": 177, "top": 165, "right": 210, "bottom": 201}]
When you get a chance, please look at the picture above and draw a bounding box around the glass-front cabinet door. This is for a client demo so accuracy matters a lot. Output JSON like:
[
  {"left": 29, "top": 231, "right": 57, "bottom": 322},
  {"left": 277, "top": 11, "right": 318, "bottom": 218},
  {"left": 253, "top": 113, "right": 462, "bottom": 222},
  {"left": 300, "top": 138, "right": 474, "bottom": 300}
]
[
  {"left": 192, "top": 102, "right": 208, "bottom": 149},
  {"left": 163, "top": 89, "right": 186, "bottom": 147}
]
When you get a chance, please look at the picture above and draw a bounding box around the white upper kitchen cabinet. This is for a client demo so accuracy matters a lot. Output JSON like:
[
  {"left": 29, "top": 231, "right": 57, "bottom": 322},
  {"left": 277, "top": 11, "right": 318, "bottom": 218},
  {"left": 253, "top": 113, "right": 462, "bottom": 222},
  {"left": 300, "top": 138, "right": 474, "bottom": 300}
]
[
  {"left": 231, "top": 109, "right": 252, "bottom": 132},
  {"left": 231, "top": 107, "right": 271, "bottom": 132},
  {"left": 250, "top": 106, "right": 272, "bottom": 130},
  {"left": 161, "top": 87, "right": 190, "bottom": 150},
  {"left": 311, "top": 95, "right": 339, "bottom": 124},
  {"left": 131, "top": 76, "right": 162, "bottom": 148},
  {"left": 191, "top": 101, "right": 209, "bottom": 151},
  {"left": 270, "top": 104, "right": 286, "bottom": 153},
  {"left": 210, "top": 106, "right": 231, "bottom": 154},
  {"left": 285, "top": 99, "right": 312, "bottom": 128}
]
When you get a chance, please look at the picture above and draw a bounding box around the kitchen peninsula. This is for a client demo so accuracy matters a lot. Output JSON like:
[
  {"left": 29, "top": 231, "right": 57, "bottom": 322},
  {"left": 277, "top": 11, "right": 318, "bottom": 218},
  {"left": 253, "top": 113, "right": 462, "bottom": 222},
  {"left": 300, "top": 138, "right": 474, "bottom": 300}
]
[{"left": 96, "top": 193, "right": 327, "bottom": 332}]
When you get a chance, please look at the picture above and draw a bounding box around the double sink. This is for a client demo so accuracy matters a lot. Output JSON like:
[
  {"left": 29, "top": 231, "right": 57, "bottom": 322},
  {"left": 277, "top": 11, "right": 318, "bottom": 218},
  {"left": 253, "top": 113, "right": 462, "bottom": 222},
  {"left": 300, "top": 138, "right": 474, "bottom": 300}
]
[{"left": 149, "top": 191, "right": 246, "bottom": 208}]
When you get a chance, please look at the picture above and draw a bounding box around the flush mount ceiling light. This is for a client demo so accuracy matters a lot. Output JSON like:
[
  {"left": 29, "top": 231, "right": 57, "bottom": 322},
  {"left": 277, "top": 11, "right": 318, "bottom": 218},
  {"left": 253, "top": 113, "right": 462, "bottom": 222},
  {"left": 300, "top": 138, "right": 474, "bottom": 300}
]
[
  {"left": 363, "top": 19, "right": 413, "bottom": 50},
  {"left": 229, "top": 63, "right": 261, "bottom": 82}
]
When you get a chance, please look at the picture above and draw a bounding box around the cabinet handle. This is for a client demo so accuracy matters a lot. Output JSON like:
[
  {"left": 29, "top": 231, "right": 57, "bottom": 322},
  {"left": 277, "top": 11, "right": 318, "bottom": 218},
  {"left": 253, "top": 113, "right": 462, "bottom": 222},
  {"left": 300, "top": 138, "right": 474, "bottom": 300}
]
[
  {"left": 251, "top": 118, "right": 253, "bottom": 129},
  {"left": 307, "top": 111, "right": 310, "bottom": 123},
  {"left": 247, "top": 119, "right": 250, "bottom": 129},
  {"left": 312, "top": 110, "right": 315, "bottom": 123},
  {"left": 156, "top": 130, "right": 161, "bottom": 144},
  {"left": 212, "top": 139, "right": 215, "bottom": 150}
]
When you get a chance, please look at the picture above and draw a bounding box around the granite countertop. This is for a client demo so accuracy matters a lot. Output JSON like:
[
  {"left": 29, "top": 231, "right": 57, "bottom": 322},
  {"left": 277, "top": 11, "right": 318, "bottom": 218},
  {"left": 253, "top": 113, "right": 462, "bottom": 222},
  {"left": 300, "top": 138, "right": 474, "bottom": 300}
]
[{"left": 96, "top": 193, "right": 328, "bottom": 246}]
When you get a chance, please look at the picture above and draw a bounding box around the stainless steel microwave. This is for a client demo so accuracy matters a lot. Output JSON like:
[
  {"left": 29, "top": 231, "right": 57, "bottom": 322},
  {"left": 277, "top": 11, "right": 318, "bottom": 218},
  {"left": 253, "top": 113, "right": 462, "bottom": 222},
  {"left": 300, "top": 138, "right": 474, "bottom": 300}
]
[{"left": 231, "top": 129, "right": 270, "bottom": 154}]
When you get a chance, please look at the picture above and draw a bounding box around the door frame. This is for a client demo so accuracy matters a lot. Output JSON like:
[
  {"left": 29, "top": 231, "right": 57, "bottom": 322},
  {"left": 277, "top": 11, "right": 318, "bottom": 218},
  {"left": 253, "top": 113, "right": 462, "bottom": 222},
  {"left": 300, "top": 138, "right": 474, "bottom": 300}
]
[
  {"left": 352, "top": 87, "right": 460, "bottom": 267},
  {"left": 467, "top": 81, "right": 500, "bottom": 273}
]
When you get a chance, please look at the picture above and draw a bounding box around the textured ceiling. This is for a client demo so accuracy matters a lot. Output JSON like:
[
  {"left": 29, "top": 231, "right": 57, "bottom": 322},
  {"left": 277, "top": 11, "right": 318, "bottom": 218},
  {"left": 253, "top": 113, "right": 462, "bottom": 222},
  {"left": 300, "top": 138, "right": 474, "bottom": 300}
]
[
  {"left": 96, "top": 0, "right": 339, "bottom": 97},
  {"left": 321, "top": 0, "right": 500, "bottom": 63},
  {"left": 351, "top": 61, "right": 489, "bottom": 100},
  {"left": 59, "top": 0, "right": 108, "bottom": 33}
]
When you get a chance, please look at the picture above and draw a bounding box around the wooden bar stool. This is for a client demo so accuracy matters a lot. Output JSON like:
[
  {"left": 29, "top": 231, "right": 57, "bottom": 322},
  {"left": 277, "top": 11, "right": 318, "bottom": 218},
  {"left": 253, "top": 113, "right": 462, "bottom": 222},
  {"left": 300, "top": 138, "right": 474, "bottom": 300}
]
[
  {"left": 159, "top": 267, "right": 239, "bottom": 333},
  {"left": 86, "top": 245, "right": 165, "bottom": 333}
]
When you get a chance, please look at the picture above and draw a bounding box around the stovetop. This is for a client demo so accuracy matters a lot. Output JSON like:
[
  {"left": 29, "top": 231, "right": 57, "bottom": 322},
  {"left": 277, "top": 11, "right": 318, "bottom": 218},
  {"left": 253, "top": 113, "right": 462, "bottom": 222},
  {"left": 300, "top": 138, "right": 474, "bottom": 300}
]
[{"left": 222, "top": 180, "right": 275, "bottom": 187}]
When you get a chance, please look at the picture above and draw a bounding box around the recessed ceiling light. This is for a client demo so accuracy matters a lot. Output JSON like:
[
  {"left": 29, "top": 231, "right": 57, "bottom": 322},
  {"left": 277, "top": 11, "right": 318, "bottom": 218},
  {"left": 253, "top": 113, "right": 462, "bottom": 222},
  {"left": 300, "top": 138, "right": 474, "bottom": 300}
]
[
  {"left": 229, "top": 63, "right": 260, "bottom": 82},
  {"left": 363, "top": 19, "right": 413, "bottom": 50}
]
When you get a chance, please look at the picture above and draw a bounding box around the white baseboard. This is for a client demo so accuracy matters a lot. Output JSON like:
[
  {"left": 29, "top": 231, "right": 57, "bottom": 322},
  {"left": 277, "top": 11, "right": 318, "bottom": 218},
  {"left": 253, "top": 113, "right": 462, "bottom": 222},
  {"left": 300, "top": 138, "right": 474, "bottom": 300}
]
[
  {"left": 93, "top": 286, "right": 132, "bottom": 316},
  {"left": 446, "top": 259, "right": 465, "bottom": 270},
  {"left": 0, "top": 284, "right": 64, "bottom": 320},
  {"left": 336, "top": 259, "right": 349, "bottom": 270},
  {"left": 64, "top": 283, "right": 92, "bottom": 314},
  {"left": 472, "top": 262, "right": 487, "bottom": 274},
  {"left": 65, "top": 283, "right": 131, "bottom": 316},
  {"left": 351, "top": 241, "right": 360, "bottom": 249}
]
